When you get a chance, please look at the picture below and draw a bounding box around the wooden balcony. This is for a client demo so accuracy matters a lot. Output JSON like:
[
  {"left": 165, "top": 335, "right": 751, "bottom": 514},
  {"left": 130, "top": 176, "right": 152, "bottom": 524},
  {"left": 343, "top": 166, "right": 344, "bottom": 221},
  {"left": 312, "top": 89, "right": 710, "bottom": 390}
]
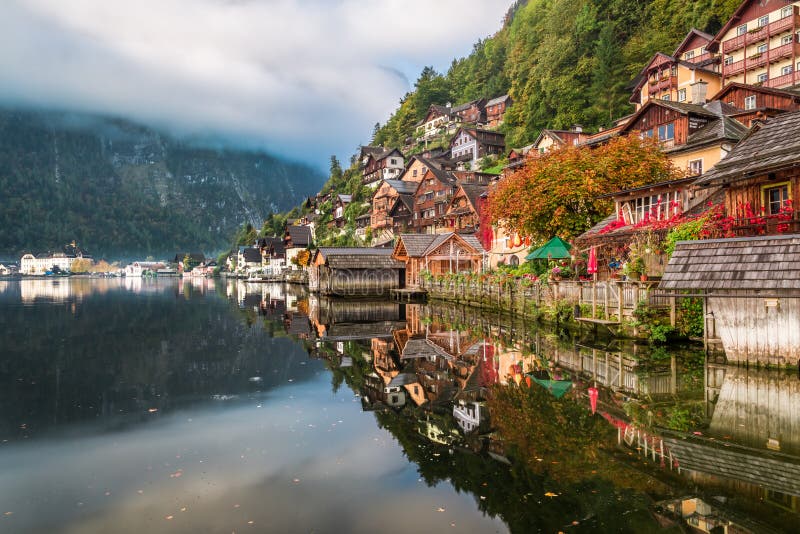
[
  {"left": 767, "top": 41, "right": 800, "bottom": 63},
  {"left": 729, "top": 214, "right": 800, "bottom": 237},
  {"left": 722, "top": 59, "right": 745, "bottom": 76},
  {"left": 685, "top": 52, "right": 714, "bottom": 64},
  {"left": 765, "top": 71, "right": 798, "bottom": 88},
  {"left": 722, "top": 12, "right": 800, "bottom": 54}
]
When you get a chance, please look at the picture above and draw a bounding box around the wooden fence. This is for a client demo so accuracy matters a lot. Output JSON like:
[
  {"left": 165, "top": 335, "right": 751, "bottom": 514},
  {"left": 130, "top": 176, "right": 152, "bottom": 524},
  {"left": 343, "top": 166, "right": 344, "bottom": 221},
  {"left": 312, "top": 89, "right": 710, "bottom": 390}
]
[{"left": 421, "top": 278, "right": 667, "bottom": 321}]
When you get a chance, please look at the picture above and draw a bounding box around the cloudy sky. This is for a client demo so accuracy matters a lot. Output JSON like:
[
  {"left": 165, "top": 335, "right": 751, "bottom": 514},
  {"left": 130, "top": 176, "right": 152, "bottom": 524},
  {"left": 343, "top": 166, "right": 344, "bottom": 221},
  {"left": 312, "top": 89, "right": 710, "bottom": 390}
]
[{"left": 0, "top": 0, "right": 510, "bottom": 166}]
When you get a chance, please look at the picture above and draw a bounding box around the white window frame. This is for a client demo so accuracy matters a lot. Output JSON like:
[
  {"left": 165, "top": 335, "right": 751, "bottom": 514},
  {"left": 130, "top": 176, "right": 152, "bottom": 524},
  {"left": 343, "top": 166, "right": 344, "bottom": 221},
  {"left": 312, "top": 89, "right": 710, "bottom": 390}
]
[
  {"left": 782, "top": 34, "right": 794, "bottom": 45},
  {"left": 685, "top": 50, "right": 695, "bottom": 60},
  {"left": 724, "top": 55, "right": 734, "bottom": 65},
  {"left": 744, "top": 95, "right": 757, "bottom": 110},
  {"left": 757, "top": 43, "right": 768, "bottom": 54},
  {"left": 688, "top": 159, "right": 703, "bottom": 176},
  {"left": 757, "top": 72, "right": 769, "bottom": 83},
  {"left": 782, "top": 65, "right": 794, "bottom": 75},
  {"left": 677, "top": 88, "right": 687, "bottom": 102},
  {"left": 782, "top": 6, "right": 794, "bottom": 18},
  {"left": 758, "top": 15, "right": 769, "bottom": 28},
  {"left": 737, "top": 24, "right": 748, "bottom": 36}
]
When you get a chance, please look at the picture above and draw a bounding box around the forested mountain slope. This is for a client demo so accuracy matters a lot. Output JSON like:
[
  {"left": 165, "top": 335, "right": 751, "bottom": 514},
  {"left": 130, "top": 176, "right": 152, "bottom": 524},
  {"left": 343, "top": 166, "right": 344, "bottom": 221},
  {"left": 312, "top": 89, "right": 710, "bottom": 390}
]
[
  {"left": 0, "top": 109, "right": 324, "bottom": 258},
  {"left": 373, "top": 0, "right": 741, "bottom": 149}
]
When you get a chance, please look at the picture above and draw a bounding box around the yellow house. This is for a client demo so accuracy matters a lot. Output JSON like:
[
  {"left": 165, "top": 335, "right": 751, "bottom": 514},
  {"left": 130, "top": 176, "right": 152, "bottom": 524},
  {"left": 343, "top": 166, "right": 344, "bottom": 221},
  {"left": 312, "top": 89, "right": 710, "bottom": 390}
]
[{"left": 708, "top": 0, "right": 800, "bottom": 89}]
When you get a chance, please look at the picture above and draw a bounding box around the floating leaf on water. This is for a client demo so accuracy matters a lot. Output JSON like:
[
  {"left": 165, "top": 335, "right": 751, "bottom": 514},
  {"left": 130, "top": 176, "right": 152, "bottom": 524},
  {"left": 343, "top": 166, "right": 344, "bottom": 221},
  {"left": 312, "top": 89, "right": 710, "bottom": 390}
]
[{"left": 544, "top": 492, "right": 558, "bottom": 497}]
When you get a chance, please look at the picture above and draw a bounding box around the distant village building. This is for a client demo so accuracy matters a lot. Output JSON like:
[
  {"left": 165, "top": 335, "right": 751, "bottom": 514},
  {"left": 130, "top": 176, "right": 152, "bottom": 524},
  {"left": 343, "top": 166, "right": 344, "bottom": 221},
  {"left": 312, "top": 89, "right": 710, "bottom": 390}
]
[
  {"left": 284, "top": 225, "right": 313, "bottom": 268},
  {"left": 20, "top": 244, "right": 92, "bottom": 275},
  {"left": 125, "top": 262, "right": 167, "bottom": 277},
  {"left": 333, "top": 194, "right": 352, "bottom": 228},
  {"left": 361, "top": 147, "right": 405, "bottom": 186},
  {"left": 444, "top": 183, "right": 488, "bottom": 233},
  {"left": 449, "top": 128, "right": 506, "bottom": 168},
  {"left": 485, "top": 94, "right": 512, "bottom": 128},
  {"left": 416, "top": 104, "right": 452, "bottom": 141},
  {"left": 412, "top": 167, "right": 457, "bottom": 235},
  {"left": 451, "top": 98, "right": 487, "bottom": 125},
  {"left": 237, "top": 246, "right": 262, "bottom": 273},
  {"left": 711, "top": 82, "right": 800, "bottom": 126}
]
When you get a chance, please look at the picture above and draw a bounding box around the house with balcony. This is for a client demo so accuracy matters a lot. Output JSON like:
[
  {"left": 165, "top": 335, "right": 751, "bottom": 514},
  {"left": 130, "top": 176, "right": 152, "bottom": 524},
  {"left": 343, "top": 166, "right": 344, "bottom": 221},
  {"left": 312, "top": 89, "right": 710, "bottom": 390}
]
[
  {"left": 449, "top": 128, "right": 506, "bottom": 169},
  {"left": 485, "top": 94, "right": 512, "bottom": 128},
  {"left": 415, "top": 104, "right": 452, "bottom": 141},
  {"left": 333, "top": 194, "right": 352, "bottom": 228},
  {"left": 629, "top": 41, "right": 721, "bottom": 110},
  {"left": 411, "top": 167, "right": 457, "bottom": 235},
  {"left": 443, "top": 183, "right": 488, "bottom": 234},
  {"left": 393, "top": 232, "right": 485, "bottom": 288},
  {"left": 694, "top": 109, "right": 800, "bottom": 236},
  {"left": 388, "top": 194, "right": 415, "bottom": 234},
  {"left": 370, "top": 178, "right": 419, "bottom": 232},
  {"left": 361, "top": 147, "right": 405, "bottom": 186},
  {"left": 708, "top": 0, "right": 800, "bottom": 89}
]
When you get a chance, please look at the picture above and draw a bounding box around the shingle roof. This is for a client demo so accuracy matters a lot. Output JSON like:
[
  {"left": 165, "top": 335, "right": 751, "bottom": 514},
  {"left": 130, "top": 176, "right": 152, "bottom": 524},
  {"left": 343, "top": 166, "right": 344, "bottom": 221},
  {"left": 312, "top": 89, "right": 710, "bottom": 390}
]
[
  {"left": 242, "top": 248, "right": 262, "bottom": 263},
  {"left": 397, "top": 234, "right": 438, "bottom": 257},
  {"left": 383, "top": 179, "right": 419, "bottom": 195},
  {"left": 338, "top": 194, "right": 352, "bottom": 203},
  {"left": 286, "top": 225, "right": 312, "bottom": 247},
  {"left": 458, "top": 184, "right": 488, "bottom": 210},
  {"left": 486, "top": 94, "right": 511, "bottom": 106},
  {"left": 389, "top": 194, "right": 415, "bottom": 215},
  {"left": 681, "top": 115, "right": 749, "bottom": 148},
  {"left": 316, "top": 247, "right": 404, "bottom": 269},
  {"left": 696, "top": 110, "right": 800, "bottom": 186},
  {"left": 659, "top": 235, "right": 800, "bottom": 291},
  {"left": 401, "top": 338, "right": 455, "bottom": 360}
]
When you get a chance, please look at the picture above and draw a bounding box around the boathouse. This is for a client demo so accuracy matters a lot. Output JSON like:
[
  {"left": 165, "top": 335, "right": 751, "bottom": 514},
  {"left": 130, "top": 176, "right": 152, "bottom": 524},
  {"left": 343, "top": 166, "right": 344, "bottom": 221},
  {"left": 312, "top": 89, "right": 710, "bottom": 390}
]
[
  {"left": 660, "top": 235, "right": 800, "bottom": 366},
  {"left": 309, "top": 247, "right": 405, "bottom": 297},
  {"left": 393, "top": 232, "right": 485, "bottom": 288}
]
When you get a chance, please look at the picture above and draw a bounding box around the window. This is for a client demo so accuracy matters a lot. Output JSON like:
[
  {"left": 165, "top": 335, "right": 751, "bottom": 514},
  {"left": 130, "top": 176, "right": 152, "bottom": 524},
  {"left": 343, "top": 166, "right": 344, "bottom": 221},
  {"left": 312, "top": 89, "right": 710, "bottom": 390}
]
[
  {"left": 737, "top": 24, "right": 747, "bottom": 36},
  {"left": 744, "top": 95, "right": 757, "bottom": 109},
  {"left": 662, "top": 94, "right": 671, "bottom": 101},
  {"left": 764, "top": 183, "right": 790, "bottom": 215},
  {"left": 783, "top": 65, "right": 794, "bottom": 75},
  {"left": 701, "top": 46, "right": 707, "bottom": 54},
  {"left": 390, "top": 158, "right": 397, "bottom": 165},
  {"left": 782, "top": 34, "right": 794, "bottom": 45},
  {"left": 685, "top": 50, "right": 695, "bottom": 60},
  {"left": 757, "top": 43, "right": 768, "bottom": 54},
  {"left": 724, "top": 56, "right": 734, "bottom": 65},
  {"left": 688, "top": 159, "right": 703, "bottom": 176},
  {"left": 657, "top": 123, "right": 675, "bottom": 141},
  {"left": 757, "top": 72, "right": 769, "bottom": 82},
  {"left": 412, "top": 169, "right": 417, "bottom": 177},
  {"left": 782, "top": 6, "right": 794, "bottom": 18},
  {"left": 677, "top": 88, "right": 687, "bottom": 102},
  {"left": 758, "top": 15, "right": 769, "bottom": 28}
]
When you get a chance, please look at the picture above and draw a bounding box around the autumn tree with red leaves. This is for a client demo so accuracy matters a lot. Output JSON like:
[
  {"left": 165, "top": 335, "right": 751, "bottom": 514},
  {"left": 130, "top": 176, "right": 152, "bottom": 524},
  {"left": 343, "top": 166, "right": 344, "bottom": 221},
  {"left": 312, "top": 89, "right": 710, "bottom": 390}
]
[{"left": 487, "top": 136, "right": 682, "bottom": 241}]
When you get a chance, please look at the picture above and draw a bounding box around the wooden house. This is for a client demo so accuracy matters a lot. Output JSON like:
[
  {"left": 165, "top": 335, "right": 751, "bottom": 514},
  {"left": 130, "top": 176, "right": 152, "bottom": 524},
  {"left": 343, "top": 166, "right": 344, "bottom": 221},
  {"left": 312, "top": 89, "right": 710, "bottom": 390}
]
[
  {"left": 397, "top": 155, "right": 440, "bottom": 182},
  {"left": 619, "top": 99, "right": 748, "bottom": 175},
  {"left": 388, "top": 194, "right": 415, "bottom": 234},
  {"left": 451, "top": 98, "right": 487, "bottom": 125},
  {"left": 695, "top": 110, "right": 800, "bottom": 235},
  {"left": 706, "top": 0, "right": 800, "bottom": 90},
  {"left": 411, "top": 167, "right": 457, "bottom": 234},
  {"left": 710, "top": 82, "right": 800, "bottom": 126},
  {"left": 485, "top": 94, "right": 512, "bottom": 128},
  {"left": 449, "top": 128, "right": 505, "bottom": 168},
  {"left": 309, "top": 247, "right": 405, "bottom": 296},
  {"left": 531, "top": 127, "right": 588, "bottom": 156},
  {"left": 660, "top": 235, "right": 800, "bottom": 366},
  {"left": 628, "top": 29, "right": 721, "bottom": 111},
  {"left": 361, "top": 147, "right": 405, "bottom": 186},
  {"left": 393, "top": 232, "right": 485, "bottom": 288},
  {"left": 370, "top": 178, "right": 419, "bottom": 231},
  {"left": 333, "top": 194, "right": 352, "bottom": 228},
  {"left": 415, "top": 104, "right": 452, "bottom": 141},
  {"left": 444, "top": 183, "right": 488, "bottom": 233}
]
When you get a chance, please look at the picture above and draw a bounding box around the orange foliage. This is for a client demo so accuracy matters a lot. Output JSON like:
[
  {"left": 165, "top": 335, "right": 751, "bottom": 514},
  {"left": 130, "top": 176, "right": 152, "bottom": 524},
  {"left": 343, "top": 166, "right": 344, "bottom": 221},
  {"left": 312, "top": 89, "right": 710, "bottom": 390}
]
[{"left": 488, "top": 136, "right": 682, "bottom": 241}]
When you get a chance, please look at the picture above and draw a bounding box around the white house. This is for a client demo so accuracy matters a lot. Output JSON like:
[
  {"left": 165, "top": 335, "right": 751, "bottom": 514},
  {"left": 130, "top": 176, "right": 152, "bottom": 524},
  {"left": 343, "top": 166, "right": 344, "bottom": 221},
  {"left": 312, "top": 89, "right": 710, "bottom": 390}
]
[
  {"left": 20, "top": 252, "right": 83, "bottom": 275},
  {"left": 125, "top": 262, "right": 166, "bottom": 277}
]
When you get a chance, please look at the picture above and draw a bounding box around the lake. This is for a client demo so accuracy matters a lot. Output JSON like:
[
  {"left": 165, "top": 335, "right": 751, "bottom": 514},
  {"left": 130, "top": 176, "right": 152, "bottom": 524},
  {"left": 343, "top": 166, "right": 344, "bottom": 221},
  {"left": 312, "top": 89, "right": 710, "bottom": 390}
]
[{"left": 1, "top": 278, "right": 798, "bottom": 533}]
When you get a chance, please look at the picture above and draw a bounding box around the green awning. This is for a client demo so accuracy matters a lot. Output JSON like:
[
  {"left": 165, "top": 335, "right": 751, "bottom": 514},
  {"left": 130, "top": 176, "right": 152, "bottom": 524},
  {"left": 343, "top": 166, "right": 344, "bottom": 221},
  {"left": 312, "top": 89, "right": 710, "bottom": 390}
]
[
  {"left": 525, "top": 237, "right": 573, "bottom": 260},
  {"left": 530, "top": 377, "right": 573, "bottom": 399}
]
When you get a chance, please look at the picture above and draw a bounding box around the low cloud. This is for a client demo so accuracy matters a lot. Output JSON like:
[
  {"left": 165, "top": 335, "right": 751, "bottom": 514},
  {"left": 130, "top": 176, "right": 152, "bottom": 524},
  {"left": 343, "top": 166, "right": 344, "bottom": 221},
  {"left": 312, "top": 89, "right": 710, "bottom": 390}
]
[{"left": 0, "top": 0, "right": 509, "bottom": 165}]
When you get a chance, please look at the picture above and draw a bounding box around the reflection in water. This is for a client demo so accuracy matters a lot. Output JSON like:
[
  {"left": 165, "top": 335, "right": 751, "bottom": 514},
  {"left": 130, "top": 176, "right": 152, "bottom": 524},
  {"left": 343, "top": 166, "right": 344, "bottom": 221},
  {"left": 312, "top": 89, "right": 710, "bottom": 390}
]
[{"left": 2, "top": 278, "right": 799, "bottom": 533}]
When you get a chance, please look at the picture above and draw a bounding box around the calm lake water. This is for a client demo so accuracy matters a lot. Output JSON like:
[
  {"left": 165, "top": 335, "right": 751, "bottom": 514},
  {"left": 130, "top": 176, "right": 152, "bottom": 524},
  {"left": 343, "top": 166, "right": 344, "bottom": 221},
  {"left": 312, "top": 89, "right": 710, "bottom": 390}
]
[{"left": 1, "top": 278, "right": 798, "bottom": 533}]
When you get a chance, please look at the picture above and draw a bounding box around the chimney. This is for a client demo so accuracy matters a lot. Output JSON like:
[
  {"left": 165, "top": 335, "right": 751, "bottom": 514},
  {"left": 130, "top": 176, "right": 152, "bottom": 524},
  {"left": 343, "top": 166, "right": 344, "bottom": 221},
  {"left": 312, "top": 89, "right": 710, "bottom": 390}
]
[{"left": 690, "top": 80, "right": 708, "bottom": 105}]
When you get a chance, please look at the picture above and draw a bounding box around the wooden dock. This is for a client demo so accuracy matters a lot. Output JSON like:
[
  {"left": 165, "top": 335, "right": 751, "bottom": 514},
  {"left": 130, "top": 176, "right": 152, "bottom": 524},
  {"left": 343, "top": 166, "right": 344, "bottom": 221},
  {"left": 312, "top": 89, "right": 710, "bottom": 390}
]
[{"left": 390, "top": 288, "right": 427, "bottom": 302}]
